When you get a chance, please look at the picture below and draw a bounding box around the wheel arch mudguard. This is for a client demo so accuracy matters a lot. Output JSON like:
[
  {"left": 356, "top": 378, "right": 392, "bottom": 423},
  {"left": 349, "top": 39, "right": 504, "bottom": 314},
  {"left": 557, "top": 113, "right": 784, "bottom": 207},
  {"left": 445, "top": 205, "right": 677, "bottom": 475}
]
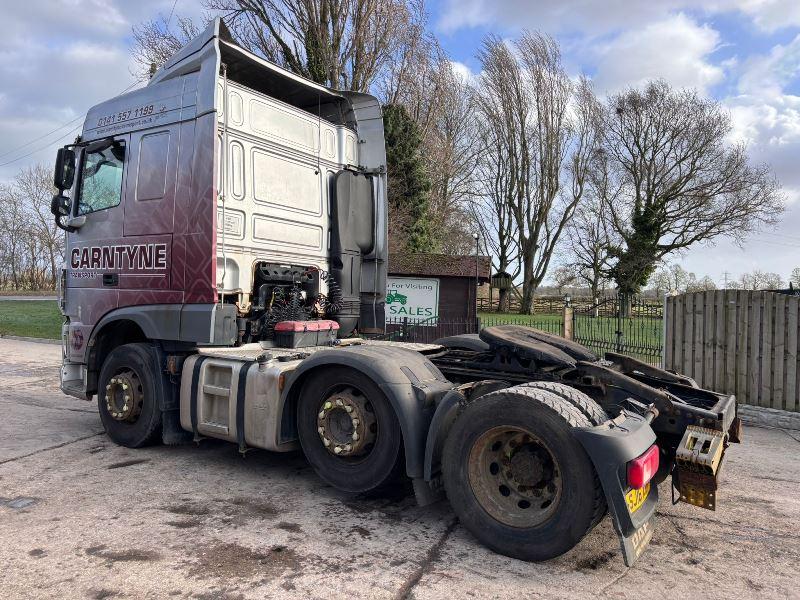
[
  {"left": 279, "top": 345, "right": 453, "bottom": 479},
  {"left": 422, "top": 380, "right": 512, "bottom": 483},
  {"left": 572, "top": 412, "right": 659, "bottom": 566},
  {"left": 85, "top": 304, "right": 237, "bottom": 365}
]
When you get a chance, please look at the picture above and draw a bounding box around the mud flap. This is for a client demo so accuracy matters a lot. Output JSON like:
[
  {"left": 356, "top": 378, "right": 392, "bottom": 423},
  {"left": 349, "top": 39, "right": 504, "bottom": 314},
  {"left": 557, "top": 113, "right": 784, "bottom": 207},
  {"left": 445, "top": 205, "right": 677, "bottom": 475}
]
[{"left": 573, "top": 412, "right": 659, "bottom": 566}]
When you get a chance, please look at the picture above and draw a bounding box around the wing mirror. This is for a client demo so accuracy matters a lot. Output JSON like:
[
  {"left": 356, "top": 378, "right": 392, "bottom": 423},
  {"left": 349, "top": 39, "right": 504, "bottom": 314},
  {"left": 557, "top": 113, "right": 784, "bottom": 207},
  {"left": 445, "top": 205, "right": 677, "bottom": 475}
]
[
  {"left": 50, "top": 194, "right": 71, "bottom": 217},
  {"left": 53, "top": 147, "right": 76, "bottom": 191}
]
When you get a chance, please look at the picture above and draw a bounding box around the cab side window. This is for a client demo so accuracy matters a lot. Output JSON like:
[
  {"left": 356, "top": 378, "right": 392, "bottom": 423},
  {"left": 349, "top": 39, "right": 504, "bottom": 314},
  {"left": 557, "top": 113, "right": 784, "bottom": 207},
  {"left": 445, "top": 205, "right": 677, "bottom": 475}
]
[{"left": 77, "top": 142, "right": 125, "bottom": 215}]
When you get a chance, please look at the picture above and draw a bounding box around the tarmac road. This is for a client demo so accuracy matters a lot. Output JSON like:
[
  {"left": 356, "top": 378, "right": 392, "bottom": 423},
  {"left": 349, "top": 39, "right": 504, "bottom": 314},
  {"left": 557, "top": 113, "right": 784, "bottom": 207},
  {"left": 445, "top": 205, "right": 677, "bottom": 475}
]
[{"left": 0, "top": 338, "right": 798, "bottom": 599}]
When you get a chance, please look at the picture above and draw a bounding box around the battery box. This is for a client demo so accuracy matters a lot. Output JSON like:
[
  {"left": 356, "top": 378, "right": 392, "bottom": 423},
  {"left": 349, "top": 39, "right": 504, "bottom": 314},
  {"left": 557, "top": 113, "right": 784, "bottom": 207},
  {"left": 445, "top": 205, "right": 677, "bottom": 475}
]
[{"left": 274, "top": 320, "right": 339, "bottom": 348}]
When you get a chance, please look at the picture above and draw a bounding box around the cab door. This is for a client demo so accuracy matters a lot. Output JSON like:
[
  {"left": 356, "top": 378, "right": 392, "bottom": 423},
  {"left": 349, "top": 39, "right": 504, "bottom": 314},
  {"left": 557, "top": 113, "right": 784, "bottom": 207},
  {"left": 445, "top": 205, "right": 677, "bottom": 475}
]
[{"left": 63, "top": 135, "right": 129, "bottom": 362}]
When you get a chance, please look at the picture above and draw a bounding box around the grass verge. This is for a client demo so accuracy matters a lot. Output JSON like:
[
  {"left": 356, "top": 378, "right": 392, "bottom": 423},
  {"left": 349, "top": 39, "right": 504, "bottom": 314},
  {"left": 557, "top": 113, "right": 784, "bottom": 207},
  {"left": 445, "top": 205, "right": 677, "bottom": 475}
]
[{"left": 0, "top": 301, "right": 62, "bottom": 340}]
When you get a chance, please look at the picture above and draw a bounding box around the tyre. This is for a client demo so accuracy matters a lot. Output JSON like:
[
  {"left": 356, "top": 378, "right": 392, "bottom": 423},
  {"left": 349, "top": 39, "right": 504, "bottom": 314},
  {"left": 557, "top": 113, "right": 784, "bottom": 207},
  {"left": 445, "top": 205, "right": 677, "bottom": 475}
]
[
  {"left": 297, "top": 367, "right": 404, "bottom": 493},
  {"left": 97, "top": 343, "right": 162, "bottom": 448},
  {"left": 442, "top": 386, "right": 606, "bottom": 562},
  {"left": 515, "top": 382, "right": 609, "bottom": 528},
  {"left": 518, "top": 382, "right": 608, "bottom": 426}
]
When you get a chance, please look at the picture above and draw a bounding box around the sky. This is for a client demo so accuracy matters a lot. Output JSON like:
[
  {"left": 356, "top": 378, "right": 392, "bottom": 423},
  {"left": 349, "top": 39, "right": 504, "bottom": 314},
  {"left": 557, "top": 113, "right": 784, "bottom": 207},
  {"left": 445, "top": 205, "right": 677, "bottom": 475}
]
[{"left": 1, "top": 1, "right": 799, "bottom": 286}]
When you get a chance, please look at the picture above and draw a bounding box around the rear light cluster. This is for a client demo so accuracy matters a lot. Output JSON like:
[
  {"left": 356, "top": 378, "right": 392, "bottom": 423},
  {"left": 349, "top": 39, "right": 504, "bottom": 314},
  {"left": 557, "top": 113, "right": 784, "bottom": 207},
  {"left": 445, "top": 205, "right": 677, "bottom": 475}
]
[{"left": 627, "top": 444, "right": 659, "bottom": 489}]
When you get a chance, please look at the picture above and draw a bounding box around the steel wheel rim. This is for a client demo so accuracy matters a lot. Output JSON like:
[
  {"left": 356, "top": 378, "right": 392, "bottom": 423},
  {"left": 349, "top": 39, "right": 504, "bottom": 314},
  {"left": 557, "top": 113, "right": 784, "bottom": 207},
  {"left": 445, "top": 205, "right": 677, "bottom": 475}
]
[
  {"left": 467, "top": 426, "right": 562, "bottom": 528},
  {"left": 104, "top": 369, "right": 144, "bottom": 423},
  {"left": 316, "top": 385, "right": 378, "bottom": 462}
]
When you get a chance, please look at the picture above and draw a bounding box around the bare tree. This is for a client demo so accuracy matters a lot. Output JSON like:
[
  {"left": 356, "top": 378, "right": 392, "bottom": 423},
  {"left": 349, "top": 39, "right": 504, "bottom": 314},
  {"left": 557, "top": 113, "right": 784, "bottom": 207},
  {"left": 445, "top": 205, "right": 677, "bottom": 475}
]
[
  {"left": 10, "top": 165, "right": 65, "bottom": 289},
  {"left": 790, "top": 267, "right": 800, "bottom": 288},
  {"left": 470, "top": 112, "right": 521, "bottom": 312},
  {"left": 602, "top": 80, "right": 784, "bottom": 303},
  {"left": 739, "top": 269, "right": 784, "bottom": 290},
  {"left": 475, "top": 32, "right": 600, "bottom": 314},
  {"left": 0, "top": 186, "right": 24, "bottom": 289},
  {"left": 378, "top": 27, "right": 478, "bottom": 254},
  {"left": 565, "top": 177, "right": 618, "bottom": 305},
  {"left": 686, "top": 275, "right": 717, "bottom": 292},
  {"left": 131, "top": 16, "right": 203, "bottom": 79},
  {"left": 550, "top": 265, "right": 577, "bottom": 295}
]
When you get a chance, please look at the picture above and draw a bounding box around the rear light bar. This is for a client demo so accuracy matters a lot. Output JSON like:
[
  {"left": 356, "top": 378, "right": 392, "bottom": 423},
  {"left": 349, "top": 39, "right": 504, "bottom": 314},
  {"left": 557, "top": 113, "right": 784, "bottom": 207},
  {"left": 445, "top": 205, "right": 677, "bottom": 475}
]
[{"left": 627, "top": 444, "right": 659, "bottom": 489}]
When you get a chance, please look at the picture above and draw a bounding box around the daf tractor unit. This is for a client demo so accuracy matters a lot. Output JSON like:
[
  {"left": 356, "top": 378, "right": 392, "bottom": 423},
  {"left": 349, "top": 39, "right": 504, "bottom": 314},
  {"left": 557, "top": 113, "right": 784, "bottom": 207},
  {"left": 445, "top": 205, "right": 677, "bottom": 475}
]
[{"left": 50, "top": 19, "right": 741, "bottom": 566}]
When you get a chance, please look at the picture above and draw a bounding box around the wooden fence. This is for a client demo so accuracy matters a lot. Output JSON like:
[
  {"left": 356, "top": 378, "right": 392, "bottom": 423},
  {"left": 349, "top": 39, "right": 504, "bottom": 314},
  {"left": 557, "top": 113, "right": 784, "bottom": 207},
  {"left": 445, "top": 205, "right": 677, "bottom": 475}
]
[{"left": 664, "top": 290, "right": 800, "bottom": 411}]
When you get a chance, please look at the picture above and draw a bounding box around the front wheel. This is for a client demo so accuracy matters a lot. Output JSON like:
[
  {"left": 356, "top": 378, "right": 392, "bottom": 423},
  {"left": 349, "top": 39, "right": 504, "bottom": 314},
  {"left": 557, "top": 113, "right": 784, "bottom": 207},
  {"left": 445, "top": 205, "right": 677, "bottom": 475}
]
[
  {"left": 442, "top": 386, "right": 605, "bottom": 562},
  {"left": 97, "top": 343, "right": 162, "bottom": 448}
]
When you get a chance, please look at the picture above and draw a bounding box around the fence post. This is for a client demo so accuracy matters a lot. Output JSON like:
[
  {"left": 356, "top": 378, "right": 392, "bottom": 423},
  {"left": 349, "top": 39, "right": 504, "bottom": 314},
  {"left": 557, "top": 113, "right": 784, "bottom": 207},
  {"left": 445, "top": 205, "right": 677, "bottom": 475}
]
[
  {"left": 562, "top": 305, "right": 574, "bottom": 340},
  {"left": 661, "top": 293, "right": 668, "bottom": 369},
  {"left": 402, "top": 317, "right": 408, "bottom": 340}
]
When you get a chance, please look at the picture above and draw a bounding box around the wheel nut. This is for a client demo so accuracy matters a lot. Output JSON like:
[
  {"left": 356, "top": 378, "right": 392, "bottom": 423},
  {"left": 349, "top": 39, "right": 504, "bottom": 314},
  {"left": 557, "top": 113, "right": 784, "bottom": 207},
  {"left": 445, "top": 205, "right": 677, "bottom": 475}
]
[
  {"left": 322, "top": 437, "right": 331, "bottom": 447},
  {"left": 352, "top": 432, "right": 359, "bottom": 441},
  {"left": 344, "top": 444, "right": 352, "bottom": 452},
  {"left": 318, "top": 411, "right": 325, "bottom": 419},
  {"left": 324, "top": 401, "right": 332, "bottom": 410},
  {"left": 334, "top": 446, "right": 342, "bottom": 454},
  {"left": 345, "top": 405, "right": 353, "bottom": 413},
  {"left": 352, "top": 419, "right": 359, "bottom": 426},
  {"left": 318, "top": 427, "right": 325, "bottom": 435}
]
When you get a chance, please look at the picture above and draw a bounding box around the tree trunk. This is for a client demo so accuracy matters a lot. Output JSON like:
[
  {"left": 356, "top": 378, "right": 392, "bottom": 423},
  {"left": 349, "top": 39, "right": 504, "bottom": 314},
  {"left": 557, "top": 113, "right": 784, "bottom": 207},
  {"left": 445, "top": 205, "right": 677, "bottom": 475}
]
[
  {"left": 48, "top": 246, "right": 57, "bottom": 290},
  {"left": 619, "top": 294, "right": 633, "bottom": 319},
  {"left": 498, "top": 288, "right": 509, "bottom": 312},
  {"left": 520, "top": 263, "right": 535, "bottom": 314}
]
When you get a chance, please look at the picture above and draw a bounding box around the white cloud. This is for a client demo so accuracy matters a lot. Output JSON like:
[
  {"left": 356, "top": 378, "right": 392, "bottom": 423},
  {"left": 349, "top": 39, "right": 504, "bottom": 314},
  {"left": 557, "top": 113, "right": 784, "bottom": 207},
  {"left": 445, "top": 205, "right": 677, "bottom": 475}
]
[
  {"left": 450, "top": 61, "right": 476, "bottom": 83},
  {"left": 0, "top": 1, "right": 207, "bottom": 181},
  {"left": 680, "top": 34, "right": 800, "bottom": 280},
  {"left": 437, "top": 0, "right": 800, "bottom": 36},
  {"left": 591, "top": 14, "right": 724, "bottom": 95},
  {"left": 437, "top": 0, "right": 685, "bottom": 36},
  {"left": 733, "top": 0, "right": 800, "bottom": 32}
]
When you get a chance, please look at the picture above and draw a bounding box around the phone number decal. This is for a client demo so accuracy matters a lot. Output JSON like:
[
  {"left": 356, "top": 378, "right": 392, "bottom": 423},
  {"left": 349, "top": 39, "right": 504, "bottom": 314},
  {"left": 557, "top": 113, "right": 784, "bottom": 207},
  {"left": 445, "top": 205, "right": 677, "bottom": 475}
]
[{"left": 97, "top": 104, "right": 156, "bottom": 127}]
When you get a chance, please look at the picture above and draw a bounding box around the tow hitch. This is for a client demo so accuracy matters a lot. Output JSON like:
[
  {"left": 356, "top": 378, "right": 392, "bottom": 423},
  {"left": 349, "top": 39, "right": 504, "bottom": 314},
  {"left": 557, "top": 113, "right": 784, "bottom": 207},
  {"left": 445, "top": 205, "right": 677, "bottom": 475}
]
[{"left": 673, "top": 425, "right": 727, "bottom": 510}]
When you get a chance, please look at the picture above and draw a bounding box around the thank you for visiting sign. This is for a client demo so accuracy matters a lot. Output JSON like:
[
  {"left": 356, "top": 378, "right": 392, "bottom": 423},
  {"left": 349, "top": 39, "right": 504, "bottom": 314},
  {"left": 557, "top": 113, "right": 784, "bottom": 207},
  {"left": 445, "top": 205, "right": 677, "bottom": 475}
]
[{"left": 386, "top": 277, "right": 439, "bottom": 325}]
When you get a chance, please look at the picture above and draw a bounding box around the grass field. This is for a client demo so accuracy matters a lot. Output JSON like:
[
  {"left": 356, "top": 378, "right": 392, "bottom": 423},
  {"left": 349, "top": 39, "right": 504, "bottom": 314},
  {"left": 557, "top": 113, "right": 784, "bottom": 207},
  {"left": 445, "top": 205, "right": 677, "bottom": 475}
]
[
  {"left": 478, "top": 310, "right": 662, "bottom": 364},
  {"left": 0, "top": 301, "right": 62, "bottom": 339},
  {"left": 478, "top": 311, "right": 564, "bottom": 333}
]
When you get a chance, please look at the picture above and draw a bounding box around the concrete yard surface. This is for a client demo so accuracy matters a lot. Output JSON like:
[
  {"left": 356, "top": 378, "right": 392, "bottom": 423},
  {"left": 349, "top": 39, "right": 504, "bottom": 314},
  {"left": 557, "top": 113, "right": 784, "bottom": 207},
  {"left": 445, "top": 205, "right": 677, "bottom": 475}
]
[{"left": 0, "top": 338, "right": 798, "bottom": 599}]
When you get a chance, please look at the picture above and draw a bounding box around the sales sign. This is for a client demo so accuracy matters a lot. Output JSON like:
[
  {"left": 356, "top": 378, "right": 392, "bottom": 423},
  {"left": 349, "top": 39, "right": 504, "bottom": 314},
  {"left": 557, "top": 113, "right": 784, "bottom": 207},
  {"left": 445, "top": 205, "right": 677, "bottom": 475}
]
[{"left": 386, "top": 277, "right": 439, "bottom": 325}]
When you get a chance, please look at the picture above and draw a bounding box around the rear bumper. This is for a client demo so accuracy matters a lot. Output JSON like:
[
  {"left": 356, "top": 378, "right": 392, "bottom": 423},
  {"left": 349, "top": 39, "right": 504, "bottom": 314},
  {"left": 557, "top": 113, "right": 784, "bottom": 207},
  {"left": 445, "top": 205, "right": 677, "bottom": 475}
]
[{"left": 573, "top": 412, "right": 659, "bottom": 566}]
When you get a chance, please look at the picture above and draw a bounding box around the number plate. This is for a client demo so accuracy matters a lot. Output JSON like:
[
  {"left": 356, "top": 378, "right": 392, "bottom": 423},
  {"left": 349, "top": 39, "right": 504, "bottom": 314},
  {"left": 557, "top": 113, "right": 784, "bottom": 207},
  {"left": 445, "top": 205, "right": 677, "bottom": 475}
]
[{"left": 625, "top": 482, "right": 650, "bottom": 513}]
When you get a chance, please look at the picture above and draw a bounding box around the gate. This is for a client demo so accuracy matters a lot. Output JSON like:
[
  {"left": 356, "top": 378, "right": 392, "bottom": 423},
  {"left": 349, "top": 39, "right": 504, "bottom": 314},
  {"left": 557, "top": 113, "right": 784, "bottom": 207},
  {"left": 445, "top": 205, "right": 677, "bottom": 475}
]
[{"left": 572, "top": 295, "right": 663, "bottom": 365}]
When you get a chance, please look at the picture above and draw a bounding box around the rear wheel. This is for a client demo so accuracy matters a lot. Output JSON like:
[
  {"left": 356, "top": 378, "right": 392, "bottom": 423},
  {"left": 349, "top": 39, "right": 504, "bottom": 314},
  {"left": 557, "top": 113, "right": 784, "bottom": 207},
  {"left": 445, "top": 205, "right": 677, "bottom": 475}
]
[
  {"left": 442, "top": 386, "right": 605, "bottom": 562},
  {"left": 97, "top": 343, "right": 162, "bottom": 448},
  {"left": 518, "top": 381, "right": 608, "bottom": 426},
  {"left": 297, "top": 368, "right": 404, "bottom": 493}
]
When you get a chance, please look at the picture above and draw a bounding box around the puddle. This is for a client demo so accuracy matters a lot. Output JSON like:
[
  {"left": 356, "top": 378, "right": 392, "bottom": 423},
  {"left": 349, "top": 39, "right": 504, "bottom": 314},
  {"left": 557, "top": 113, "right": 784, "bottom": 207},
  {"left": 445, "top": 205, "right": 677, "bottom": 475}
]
[{"left": 1, "top": 497, "right": 38, "bottom": 509}]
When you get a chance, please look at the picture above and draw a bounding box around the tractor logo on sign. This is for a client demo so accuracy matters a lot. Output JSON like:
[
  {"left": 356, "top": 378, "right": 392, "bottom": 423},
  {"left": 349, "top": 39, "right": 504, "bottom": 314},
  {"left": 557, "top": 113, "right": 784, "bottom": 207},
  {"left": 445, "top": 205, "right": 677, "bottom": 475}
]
[{"left": 386, "top": 289, "right": 408, "bottom": 305}]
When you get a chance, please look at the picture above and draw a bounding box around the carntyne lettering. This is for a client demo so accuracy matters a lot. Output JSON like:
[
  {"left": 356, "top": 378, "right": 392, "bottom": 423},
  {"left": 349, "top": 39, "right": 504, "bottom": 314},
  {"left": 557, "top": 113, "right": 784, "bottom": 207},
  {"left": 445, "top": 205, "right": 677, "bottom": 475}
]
[{"left": 70, "top": 243, "right": 168, "bottom": 271}]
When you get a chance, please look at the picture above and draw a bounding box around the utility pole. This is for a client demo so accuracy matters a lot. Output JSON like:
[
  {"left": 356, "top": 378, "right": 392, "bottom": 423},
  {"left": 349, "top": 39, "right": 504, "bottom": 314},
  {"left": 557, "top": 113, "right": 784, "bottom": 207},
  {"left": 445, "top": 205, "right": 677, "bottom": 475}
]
[{"left": 722, "top": 271, "right": 731, "bottom": 289}]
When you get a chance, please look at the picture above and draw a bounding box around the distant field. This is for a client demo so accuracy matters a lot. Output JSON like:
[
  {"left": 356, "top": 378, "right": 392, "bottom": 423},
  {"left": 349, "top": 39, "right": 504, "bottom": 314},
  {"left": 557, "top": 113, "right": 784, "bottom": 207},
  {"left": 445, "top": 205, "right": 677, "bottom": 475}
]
[
  {"left": 0, "top": 301, "right": 61, "bottom": 339},
  {"left": 478, "top": 311, "right": 563, "bottom": 333},
  {"left": 478, "top": 310, "right": 662, "bottom": 364}
]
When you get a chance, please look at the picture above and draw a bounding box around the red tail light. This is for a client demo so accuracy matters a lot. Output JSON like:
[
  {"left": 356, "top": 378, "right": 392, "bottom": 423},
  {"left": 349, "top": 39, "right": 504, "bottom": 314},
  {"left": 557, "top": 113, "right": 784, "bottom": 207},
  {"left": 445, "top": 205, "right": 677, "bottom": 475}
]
[{"left": 627, "top": 444, "right": 659, "bottom": 489}]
